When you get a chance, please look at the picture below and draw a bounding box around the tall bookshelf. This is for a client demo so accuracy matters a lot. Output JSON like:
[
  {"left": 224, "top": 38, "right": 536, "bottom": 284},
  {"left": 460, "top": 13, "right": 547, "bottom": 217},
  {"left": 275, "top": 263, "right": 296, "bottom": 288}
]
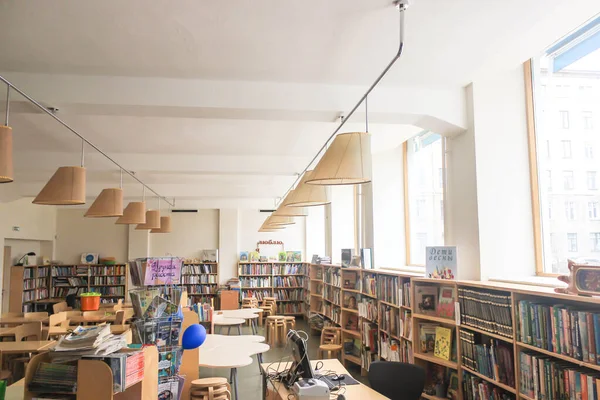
[
  {"left": 181, "top": 262, "right": 219, "bottom": 303},
  {"left": 237, "top": 261, "right": 307, "bottom": 316},
  {"left": 10, "top": 264, "right": 128, "bottom": 313}
]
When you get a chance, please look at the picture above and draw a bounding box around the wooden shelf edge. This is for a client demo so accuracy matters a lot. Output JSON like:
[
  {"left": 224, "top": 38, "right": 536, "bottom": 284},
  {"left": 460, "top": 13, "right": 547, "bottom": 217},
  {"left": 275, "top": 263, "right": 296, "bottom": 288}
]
[
  {"left": 516, "top": 341, "right": 600, "bottom": 372},
  {"left": 460, "top": 324, "right": 514, "bottom": 344},
  {"left": 463, "top": 367, "right": 517, "bottom": 394},
  {"left": 413, "top": 313, "right": 456, "bottom": 326},
  {"left": 413, "top": 353, "right": 458, "bottom": 370}
]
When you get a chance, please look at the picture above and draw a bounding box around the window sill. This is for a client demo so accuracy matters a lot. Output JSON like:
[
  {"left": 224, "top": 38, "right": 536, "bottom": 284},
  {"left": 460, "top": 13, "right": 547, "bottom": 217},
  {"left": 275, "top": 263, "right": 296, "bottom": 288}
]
[
  {"left": 489, "top": 275, "right": 567, "bottom": 289},
  {"left": 378, "top": 266, "right": 425, "bottom": 275}
]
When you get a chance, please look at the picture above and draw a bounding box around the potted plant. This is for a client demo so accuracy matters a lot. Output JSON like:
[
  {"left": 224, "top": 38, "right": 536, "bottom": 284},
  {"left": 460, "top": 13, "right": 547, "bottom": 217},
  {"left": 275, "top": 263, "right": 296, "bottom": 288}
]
[{"left": 80, "top": 292, "right": 102, "bottom": 311}]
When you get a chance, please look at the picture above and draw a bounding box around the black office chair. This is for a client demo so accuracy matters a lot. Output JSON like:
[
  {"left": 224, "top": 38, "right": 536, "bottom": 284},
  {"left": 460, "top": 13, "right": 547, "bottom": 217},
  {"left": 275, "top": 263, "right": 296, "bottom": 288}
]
[
  {"left": 65, "top": 294, "right": 77, "bottom": 309},
  {"left": 368, "top": 361, "right": 425, "bottom": 400}
]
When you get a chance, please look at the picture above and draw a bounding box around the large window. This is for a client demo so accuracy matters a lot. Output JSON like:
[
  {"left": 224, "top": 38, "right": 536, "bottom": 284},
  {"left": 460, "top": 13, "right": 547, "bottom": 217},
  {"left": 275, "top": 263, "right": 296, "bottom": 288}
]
[
  {"left": 529, "top": 15, "right": 600, "bottom": 274},
  {"left": 404, "top": 131, "right": 445, "bottom": 265},
  {"left": 330, "top": 185, "right": 355, "bottom": 264}
]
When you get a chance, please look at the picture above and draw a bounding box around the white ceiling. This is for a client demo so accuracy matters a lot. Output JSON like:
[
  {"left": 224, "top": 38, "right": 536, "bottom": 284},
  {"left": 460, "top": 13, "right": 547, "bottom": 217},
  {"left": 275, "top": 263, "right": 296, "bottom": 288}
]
[{"left": 0, "top": 0, "right": 598, "bottom": 208}]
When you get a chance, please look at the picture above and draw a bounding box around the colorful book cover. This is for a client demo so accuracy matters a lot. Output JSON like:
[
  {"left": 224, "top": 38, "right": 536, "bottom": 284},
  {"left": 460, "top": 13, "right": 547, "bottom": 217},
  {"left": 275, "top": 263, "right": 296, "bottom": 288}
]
[
  {"left": 143, "top": 296, "right": 178, "bottom": 319},
  {"left": 586, "top": 313, "right": 596, "bottom": 364},
  {"left": 158, "top": 348, "right": 183, "bottom": 378},
  {"left": 249, "top": 251, "right": 260, "bottom": 262},
  {"left": 416, "top": 286, "right": 438, "bottom": 316},
  {"left": 425, "top": 246, "right": 457, "bottom": 279},
  {"left": 278, "top": 251, "right": 287, "bottom": 262},
  {"left": 433, "top": 326, "right": 452, "bottom": 361},
  {"left": 143, "top": 257, "right": 183, "bottom": 286},
  {"left": 593, "top": 314, "right": 600, "bottom": 363},
  {"left": 239, "top": 251, "right": 249, "bottom": 262},
  {"left": 579, "top": 311, "right": 590, "bottom": 362},
  {"left": 419, "top": 323, "right": 438, "bottom": 353},
  {"left": 130, "top": 288, "right": 160, "bottom": 318},
  {"left": 437, "top": 286, "right": 455, "bottom": 319}
]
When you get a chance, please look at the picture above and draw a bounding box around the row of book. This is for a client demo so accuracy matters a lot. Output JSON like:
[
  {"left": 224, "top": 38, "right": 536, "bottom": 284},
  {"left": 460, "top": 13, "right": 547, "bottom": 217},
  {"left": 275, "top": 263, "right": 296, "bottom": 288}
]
[
  {"left": 23, "top": 287, "right": 49, "bottom": 302},
  {"left": 277, "top": 303, "right": 302, "bottom": 314},
  {"left": 238, "top": 264, "right": 271, "bottom": 275},
  {"left": 323, "top": 303, "right": 341, "bottom": 324},
  {"left": 192, "top": 302, "right": 213, "bottom": 322},
  {"left": 37, "top": 267, "right": 50, "bottom": 277},
  {"left": 463, "top": 371, "right": 515, "bottom": 400},
  {"left": 380, "top": 305, "right": 398, "bottom": 334},
  {"left": 24, "top": 278, "right": 47, "bottom": 290},
  {"left": 240, "top": 277, "right": 271, "bottom": 288},
  {"left": 91, "top": 276, "right": 125, "bottom": 285},
  {"left": 273, "top": 263, "right": 304, "bottom": 275},
  {"left": 518, "top": 300, "right": 600, "bottom": 364},
  {"left": 324, "top": 268, "right": 341, "bottom": 287},
  {"left": 379, "top": 334, "right": 413, "bottom": 363},
  {"left": 459, "top": 330, "right": 515, "bottom": 388},
  {"left": 90, "top": 265, "right": 126, "bottom": 276},
  {"left": 378, "top": 275, "right": 401, "bottom": 305},
  {"left": 458, "top": 287, "right": 513, "bottom": 338},
  {"left": 186, "top": 285, "right": 216, "bottom": 294},
  {"left": 520, "top": 351, "right": 600, "bottom": 400},
  {"left": 90, "top": 286, "right": 125, "bottom": 296},
  {"left": 23, "top": 268, "right": 35, "bottom": 279},
  {"left": 274, "top": 289, "right": 303, "bottom": 301},
  {"left": 402, "top": 281, "right": 411, "bottom": 307},
  {"left": 52, "top": 265, "right": 88, "bottom": 276},
  {"left": 52, "top": 286, "right": 85, "bottom": 298},
  {"left": 182, "top": 264, "right": 215, "bottom": 275},
  {"left": 324, "top": 285, "right": 341, "bottom": 305},
  {"left": 358, "top": 298, "right": 378, "bottom": 322},
  {"left": 241, "top": 289, "right": 271, "bottom": 301},
  {"left": 182, "top": 275, "right": 217, "bottom": 284},
  {"left": 274, "top": 276, "right": 303, "bottom": 287},
  {"left": 363, "top": 276, "right": 377, "bottom": 297}
]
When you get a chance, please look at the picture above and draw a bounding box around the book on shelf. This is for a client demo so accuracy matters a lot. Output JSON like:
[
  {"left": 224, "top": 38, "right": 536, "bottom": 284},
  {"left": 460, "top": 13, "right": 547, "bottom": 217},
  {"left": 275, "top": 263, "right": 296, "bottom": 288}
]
[
  {"left": 415, "top": 285, "right": 439, "bottom": 316},
  {"left": 459, "top": 287, "right": 513, "bottom": 338},
  {"left": 239, "top": 251, "right": 249, "bottom": 262},
  {"left": 463, "top": 370, "right": 514, "bottom": 400},
  {"left": 182, "top": 264, "right": 215, "bottom": 275},
  {"left": 240, "top": 277, "right": 271, "bottom": 288},
  {"left": 278, "top": 302, "right": 302, "bottom": 314},
  {"left": 380, "top": 304, "right": 398, "bottom": 336},
  {"left": 438, "top": 286, "right": 456, "bottom": 319},
  {"left": 274, "top": 289, "right": 302, "bottom": 301},
  {"left": 273, "top": 263, "right": 304, "bottom": 275},
  {"left": 419, "top": 323, "right": 439, "bottom": 353},
  {"left": 274, "top": 276, "right": 303, "bottom": 287},
  {"left": 324, "top": 268, "right": 341, "bottom": 287},
  {"left": 286, "top": 251, "right": 302, "bottom": 262},
  {"left": 241, "top": 289, "right": 271, "bottom": 301},
  {"left": 27, "top": 362, "right": 78, "bottom": 394},
  {"left": 363, "top": 275, "right": 376, "bottom": 297},
  {"left": 358, "top": 298, "right": 377, "bottom": 322},
  {"left": 377, "top": 275, "right": 399, "bottom": 305},
  {"left": 343, "top": 292, "right": 358, "bottom": 310},
  {"left": 401, "top": 309, "right": 412, "bottom": 339},
  {"left": 345, "top": 314, "right": 358, "bottom": 331},
  {"left": 342, "top": 270, "right": 359, "bottom": 290},
  {"left": 459, "top": 330, "right": 515, "bottom": 388},
  {"left": 434, "top": 326, "right": 453, "bottom": 361},
  {"left": 517, "top": 300, "right": 600, "bottom": 364},
  {"left": 239, "top": 263, "right": 271, "bottom": 275}
]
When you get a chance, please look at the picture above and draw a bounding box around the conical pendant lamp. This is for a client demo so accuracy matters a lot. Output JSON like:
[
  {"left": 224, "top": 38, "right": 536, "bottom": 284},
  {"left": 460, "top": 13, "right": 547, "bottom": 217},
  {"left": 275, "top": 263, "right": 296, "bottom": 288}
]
[
  {"left": 116, "top": 202, "right": 146, "bottom": 224},
  {"left": 33, "top": 166, "right": 86, "bottom": 205},
  {"left": 0, "top": 126, "right": 13, "bottom": 183},
  {"left": 306, "top": 132, "right": 372, "bottom": 185},
  {"left": 85, "top": 188, "right": 123, "bottom": 217},
  {"left": 273, "top": 190, "right": 308, "bottom": 217},
  {"left": 286, "top": 170, "right": 331, "bottom": 207},
  {"left": 136, "top": 209, "right": 160, "bottom": 230},
  {"left": 259, "top": 227, "right": 285, "bottom": 232},
  {"left": 151, "top": 216, "right": 172, "bottom": 233},
  {"left": 265, "top": 215, "right": 295, "bottom": 226}
]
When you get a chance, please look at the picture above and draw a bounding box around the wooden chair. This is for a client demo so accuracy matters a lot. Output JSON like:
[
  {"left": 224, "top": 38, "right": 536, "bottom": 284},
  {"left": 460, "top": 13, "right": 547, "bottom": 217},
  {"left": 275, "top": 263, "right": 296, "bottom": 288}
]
[
  {"left": 10, "top": 322, "right": 43, "bottom": 378},
  {"left": 23, "top": 312, "right": 48, "bottom": 320},
  {"left": 113, "top": 310, "right": 125, "bottom": 326},
  {"left": 43, "top": 312, "right": 70, "bottom": 339},
  {"left": 82, "top": 310, "right": 106, "bottom": 318},
  {"left": 283, "top": 316, "right": 296, "bottom": 333},
  {"left": 265, "top": 316, "right": 286, "bottom": 347},
  {"left": 0, "top": 313, "right": 22, "bottom": 318},
  {"left": 190, "top": 377, "right": 231, "bottom": 400},
  {"left": 318, "top": 327, "right": 342, "bottom": 360},
  {"left": 0, "top": 351, "right": 12, "bottom": 385},
  {"left": 52, "top": 301, "right": 72, "bottom": 314}
]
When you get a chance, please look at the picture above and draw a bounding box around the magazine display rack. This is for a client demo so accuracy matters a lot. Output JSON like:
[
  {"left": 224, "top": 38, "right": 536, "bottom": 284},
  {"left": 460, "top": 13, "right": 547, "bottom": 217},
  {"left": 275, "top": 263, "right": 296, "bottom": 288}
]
[{"left": 23, "top": 346, "right": 158, "bottom": 400}]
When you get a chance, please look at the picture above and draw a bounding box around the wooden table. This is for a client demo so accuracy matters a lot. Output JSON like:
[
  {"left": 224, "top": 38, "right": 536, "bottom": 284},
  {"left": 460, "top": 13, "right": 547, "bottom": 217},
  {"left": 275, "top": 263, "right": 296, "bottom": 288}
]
[
  {"left": 213, "top": 315, "right": 246, "bottom": 335},
  {"left": 0, "top": 340, "right": 55, "bottom": 354},
  {"left": 216, "top": 309, "right": 261, "bottom": 334},
  {"left": 68, "top": 314, "right": 119, "bottom": 325},
  {"left": 0, "top": 317, "right": 48, "bottom": 327},
  {"left": 200, "top": 334, "right": 269, "bottom": 400},
  {"left": 261, "top": 359, "right": 388, "bottom": 400},
  {"left": 0, "top": 327, "right": 16, "bottom": 338},
  {"left": 46, "top": 325, "right": 130, "bottom": 336}
]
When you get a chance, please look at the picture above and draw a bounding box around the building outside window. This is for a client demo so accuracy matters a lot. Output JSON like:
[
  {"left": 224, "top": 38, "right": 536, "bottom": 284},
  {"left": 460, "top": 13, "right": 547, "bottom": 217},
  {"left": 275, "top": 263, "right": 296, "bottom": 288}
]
[
  {"left": 587, "top": 171, "right": 598, "bottom": 190},
  {"left": 585, "top": 143, "right": 594, "bottom": 159},
  {"left": 416, "top": 199, "right": 426, "bottom": 218},
  {"left": 560, "top": 110, "right": 570, "bottom": 129},
  {"left": 567, "top": 233, "right": 578, "bottom": 252},
  {"left": 583, "top": 111, "right": 593, "bottom": 129},
  {"left": 563, "top": 171, "right": 574, "bottom": 190},
  {"left": 565, "top": 201, "right": 575, "bottom": 220},
  {"left": 591, "top": 232, "right": 600, "bottom": 252},
  {"left": 589, "top": 201, "right": 599, "bottom": 220},
  {"left": 561, "top": 140, "right": 572, "bottom": 158},
  {"left": 546, "top": 170, "right": 552, "bottom": 191}
]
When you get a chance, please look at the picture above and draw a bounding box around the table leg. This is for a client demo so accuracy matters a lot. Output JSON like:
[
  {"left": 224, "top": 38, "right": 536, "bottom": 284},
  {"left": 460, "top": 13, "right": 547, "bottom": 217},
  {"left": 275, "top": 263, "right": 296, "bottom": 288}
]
[
  {"left": 252, "top": 319, "right": 257, "bottom": 335},
  {"left": 262, "top": 364, "right": 267, "bottom": 400},
  {"left": 227, "top": 326, "right": 231, "bottom": 335},
  {"left": 237, "top": 324, "right": 242, "bottom": 335},
  {"left": 232, "top": 367, "right": 239, "bottom": 399}
]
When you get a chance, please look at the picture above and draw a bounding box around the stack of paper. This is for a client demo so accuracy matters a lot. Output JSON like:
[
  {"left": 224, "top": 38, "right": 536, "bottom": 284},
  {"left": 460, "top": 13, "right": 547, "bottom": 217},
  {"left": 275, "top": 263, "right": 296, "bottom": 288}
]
[{"left": 50, "top": 325, "right": 126, "bottom": 362}]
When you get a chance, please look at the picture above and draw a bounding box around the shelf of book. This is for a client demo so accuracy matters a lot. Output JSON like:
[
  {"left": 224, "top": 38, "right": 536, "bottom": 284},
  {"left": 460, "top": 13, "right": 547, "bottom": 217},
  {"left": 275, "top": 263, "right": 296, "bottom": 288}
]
[
  {"left": 516, "top": 341, "right": 600, "bottom": 372},
  {"left": 414, "top": 352, "right": 459, "bottom": 370},
  {"left": 462, "top": 366, "right": 517, "bottom": 394},
  {"left": 413, "top": 314, "right": 457, "bottom": 326},
  {"left": 459, "top": 324, "right": 515, "bottom": 344},
  {"left": 344, "top": 354, "right": 362, "bottom": 366}
]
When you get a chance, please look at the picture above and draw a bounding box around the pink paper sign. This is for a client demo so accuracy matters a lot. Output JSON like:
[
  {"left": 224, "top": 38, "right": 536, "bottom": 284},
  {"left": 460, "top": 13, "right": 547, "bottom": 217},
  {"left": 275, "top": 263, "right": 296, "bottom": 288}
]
[{"left": 144, "top": 258, "right": 183, "bottom": 286}]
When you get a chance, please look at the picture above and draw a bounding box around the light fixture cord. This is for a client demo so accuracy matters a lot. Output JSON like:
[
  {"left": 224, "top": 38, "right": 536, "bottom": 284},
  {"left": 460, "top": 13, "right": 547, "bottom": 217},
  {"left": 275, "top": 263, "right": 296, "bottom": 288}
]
[
  {"left": 143, "top": 186, "right": 146, "bottom": 202},
  {"left": 120, "top": 169, "right": 123, "bottom": 189},
  {"left": 4, "top": 85, "right": 9, "bottom": 126},
  {"left": 80, "top": 139, "right": 85, "bottom": 167},
  {"left": 365, "top": 96, "right": 369, "bottom": 133}
]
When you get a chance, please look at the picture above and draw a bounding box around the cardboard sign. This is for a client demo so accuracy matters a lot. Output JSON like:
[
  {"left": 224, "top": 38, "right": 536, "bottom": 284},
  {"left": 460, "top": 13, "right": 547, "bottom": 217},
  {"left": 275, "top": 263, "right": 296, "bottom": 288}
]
[
  {"left": 144, "top": 258, "right": 183, "bottom": 286},
  {"left": 425, "top": 246, "right": 457, "bottom": 280}
]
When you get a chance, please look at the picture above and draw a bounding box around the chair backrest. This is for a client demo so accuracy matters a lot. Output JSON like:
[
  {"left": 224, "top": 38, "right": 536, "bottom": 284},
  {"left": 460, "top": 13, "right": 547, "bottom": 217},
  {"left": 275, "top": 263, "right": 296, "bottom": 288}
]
[
  {"left": 48, "top": 312, "right": 67, "bottom": 327},
  {"left": 15, "top": 321, "right": 43, "bottom": 342},
  {"left": 1, "top": 312, "right": 23, "bottom": 318},
  {"left": 24, "top": 312, "right": 48, "bottom": 320},
  {"left": 114, "top": 310, "right": 125, "bottom": 325},
  {"left": 368, "top": 361, "right": 425, "bottom": 400},
  {"left": 52, "top": 301, "right": 72, "bottom": 314},
  {"left": 65, "top": 311, "right": 83, "bottom": 318},
  {"left": 65, "top": 294, "right": 77, "bottom": 308},
  {"left": 83, "top": 311, "right": 106, "bottom": 318},
  {"left": 321, "top": 327, "right": 340, "bottom": 345}
]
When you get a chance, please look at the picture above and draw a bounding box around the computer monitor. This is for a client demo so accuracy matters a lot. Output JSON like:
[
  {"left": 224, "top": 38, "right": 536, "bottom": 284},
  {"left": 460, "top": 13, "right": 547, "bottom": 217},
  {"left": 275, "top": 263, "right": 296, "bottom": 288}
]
[{"left": 284, "top": 331, "right": 314, "bottom": 387}]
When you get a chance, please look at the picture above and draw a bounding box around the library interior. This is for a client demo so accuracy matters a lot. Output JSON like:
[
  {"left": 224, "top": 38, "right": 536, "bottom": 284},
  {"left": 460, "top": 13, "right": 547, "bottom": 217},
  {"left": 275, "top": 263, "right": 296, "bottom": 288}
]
[{"left": 0, "top": 1, "right": 600, "bottom": 399}]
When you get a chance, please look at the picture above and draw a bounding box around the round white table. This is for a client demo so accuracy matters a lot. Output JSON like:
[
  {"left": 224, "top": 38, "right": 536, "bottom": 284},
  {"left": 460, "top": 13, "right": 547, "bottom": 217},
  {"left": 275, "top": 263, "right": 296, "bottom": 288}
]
[
  {"left": 216, "top": 309, "right": 261, "bottom": 334},
  {"left": 213, "top": 315, "right": 245, "bottom": 335},
  {"left": 200, "top": 334, "right": 270, "bottom": 400}
]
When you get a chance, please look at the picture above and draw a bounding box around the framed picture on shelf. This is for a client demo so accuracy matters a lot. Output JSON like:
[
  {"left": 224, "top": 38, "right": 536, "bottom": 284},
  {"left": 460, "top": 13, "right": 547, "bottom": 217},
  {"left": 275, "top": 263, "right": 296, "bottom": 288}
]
[
  {"left": 416, "top": 286, "right": 438, "bottom": 315},
  {"left": 343, "top": 293, "right": 357, "bottom": 310}
]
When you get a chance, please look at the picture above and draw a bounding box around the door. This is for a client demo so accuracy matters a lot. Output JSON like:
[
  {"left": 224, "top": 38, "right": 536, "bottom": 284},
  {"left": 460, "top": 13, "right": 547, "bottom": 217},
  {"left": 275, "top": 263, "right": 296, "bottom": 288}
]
[{"left": 2, "top": 246, "right": 10, "bottom": 313}]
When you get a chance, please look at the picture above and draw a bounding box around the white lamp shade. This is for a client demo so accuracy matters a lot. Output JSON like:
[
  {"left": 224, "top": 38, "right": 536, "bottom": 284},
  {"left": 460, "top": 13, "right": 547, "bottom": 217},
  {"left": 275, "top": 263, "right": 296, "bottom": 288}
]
[
  {"left": 85, "top": 188, "right": 124, "bottom": 217},
  {"left": 286, "top": 170, "right": 331, "bottom": 207},
  {"left": 151, "top": 216, "right": 173, "bottom": 233},
  {"left": 306, "top": 132, "right": 372, "bottom": 185},
  {"left": 115, "top": 202, "right": 147, "bottom": 225},
  {"left": 33, "top": 166, "right": 86, "bottom": 205},
  {"left": 135, "top": 210, "right": 160, "bottom": 230},
  {"left": 0, "top": 126, "right": 13, "bottom": 183},
  {"left": 259, "top": 227, "right": 285, "bottom": 232},
  {"left": 265, "top": 215, "right": 295, "bottom": 226},
  {"left": 273, "top": 190, "right": 308, "bottom": 217}
]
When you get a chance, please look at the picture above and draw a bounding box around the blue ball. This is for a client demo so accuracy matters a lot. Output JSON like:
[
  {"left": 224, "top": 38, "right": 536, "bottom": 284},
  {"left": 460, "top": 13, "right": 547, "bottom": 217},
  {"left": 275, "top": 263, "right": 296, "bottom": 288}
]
[{"left": 182, "top": 324, "right": 207, "bottom": 350}]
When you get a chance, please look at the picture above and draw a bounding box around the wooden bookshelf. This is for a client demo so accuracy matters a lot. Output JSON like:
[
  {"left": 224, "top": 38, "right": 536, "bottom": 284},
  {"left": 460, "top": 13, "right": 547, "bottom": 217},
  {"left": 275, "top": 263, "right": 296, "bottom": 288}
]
[
  {"left": 10, "top": 264, "right": 128, "bottom": 313},
  {"left": 237, "top": 261, "right": 307, "bottom": 315},
  {"left": 181, "top": 262, "right": 219, "bottom": 303}
]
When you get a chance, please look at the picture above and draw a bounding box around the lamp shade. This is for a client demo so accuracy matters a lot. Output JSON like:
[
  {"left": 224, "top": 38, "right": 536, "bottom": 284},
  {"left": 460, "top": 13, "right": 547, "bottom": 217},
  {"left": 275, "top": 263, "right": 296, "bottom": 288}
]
[
  {"left": 287, "top": 170, "right": 331, "bottom": 207},
  {"left": 85, "top": 188, "right": 123, "bottom": 217},
  {"left": 0, "top": 126, "right": 13, "bottom": 183},
  {"left": 306, "top": 132, "right": 372, "bottom": 185},
  {"left": 33, "top": 166, "right": 86, "bottom": 205},
  {"left": 265, "top": 215, "right": 295, "bottom": 226},
  {"left": 273, "top": 190, "right": 308, "bottom": 217},
  {"left": 259, "top": 227, "right": 285, "bottom": 232},
  {"left": 115, "top": 202, "right": 147, "bottom": 225},
  {"left": 135, "top": 210, "right": 160, "bottom": 230},
  {"left": 151, "top": 216, "right": 172, "bottom": 233}
]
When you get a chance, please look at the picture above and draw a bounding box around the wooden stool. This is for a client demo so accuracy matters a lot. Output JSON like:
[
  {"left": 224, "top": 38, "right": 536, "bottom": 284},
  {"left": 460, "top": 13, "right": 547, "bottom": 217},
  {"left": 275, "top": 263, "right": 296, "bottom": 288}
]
[
  {"left": 190, "top": 377, "right": 231, "bottom": 400},
  {"left": 265, "top": 315, "right": 286, "bottom": 347},
  {"left": 318, "top": 327, "right": 342, "bottom": 360},
  {"left": 283, "top": 316, "right": 296, "bottom": 333}
]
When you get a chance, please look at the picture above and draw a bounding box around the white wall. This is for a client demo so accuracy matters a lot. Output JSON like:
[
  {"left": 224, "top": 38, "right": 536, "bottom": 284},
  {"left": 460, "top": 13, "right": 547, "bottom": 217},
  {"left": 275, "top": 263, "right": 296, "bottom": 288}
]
[
  {"left": 372, "top": 145, "right": 406, "bottom": 268},
  {"left": 471, "top": 66, "right": 536, "bottom": 279},
  {"left": 331, "top": 186, "right": 355, "bottom": 264},
  {"left": 305, "top": 206, "right": 326, "bottom": 260},
  {"left": 149, "top": 210, "right": 219, "bottom": 258},
  {"left": 219, "top": 209, "right": 239, "bottom": 284},
  {"left": 55, "top": 209, "right": 129, "bottom": 264}
]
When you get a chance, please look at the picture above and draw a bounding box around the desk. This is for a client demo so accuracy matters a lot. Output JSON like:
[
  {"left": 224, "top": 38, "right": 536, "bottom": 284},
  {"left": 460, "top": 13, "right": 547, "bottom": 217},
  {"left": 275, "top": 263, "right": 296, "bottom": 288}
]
[
  {"left": 261, "top": 359, "right": 388, "bottom": 400},
  {"left": 0, "top": 317, "right": 48, "bottom": 327},
  {"left": 0, "top": 340, "right": 55, "bottom": 354},
  {"left": 0, "top": 327, "right": 16, "bottom": 338},
  {"left": 213, "top": 315, "right": 245, "bottom": 335},
  {"left": 216, "top": 309, "right": 261, "bottom": 334},
  {"left": 200, "top": 334, "right": 269, "bottom": 400}
]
